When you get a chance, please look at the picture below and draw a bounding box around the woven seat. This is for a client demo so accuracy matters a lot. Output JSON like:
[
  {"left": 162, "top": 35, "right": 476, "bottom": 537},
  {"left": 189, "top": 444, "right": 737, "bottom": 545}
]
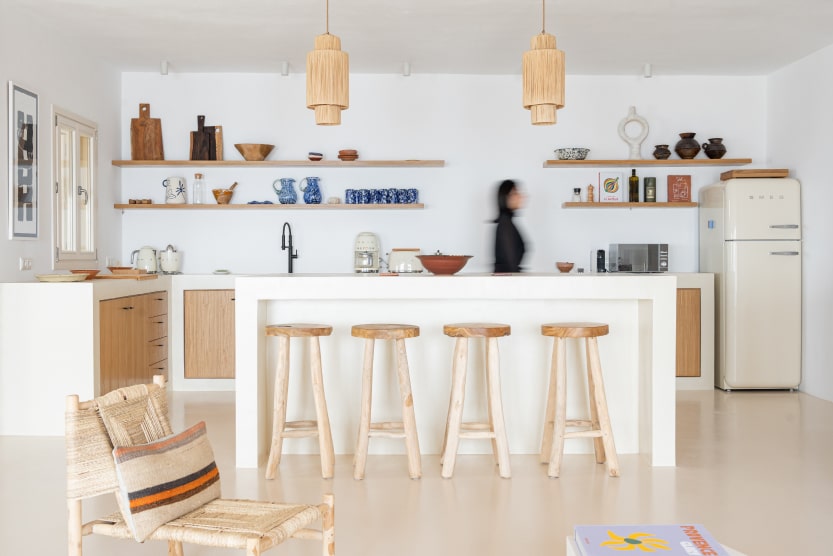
[{"left": 66, "top": 376, "right": 334, "bottom": 556}]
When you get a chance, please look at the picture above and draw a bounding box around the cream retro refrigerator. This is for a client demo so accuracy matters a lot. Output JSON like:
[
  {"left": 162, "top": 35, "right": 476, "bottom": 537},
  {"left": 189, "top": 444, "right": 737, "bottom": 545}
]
[{"left": 699, "top": 178, "right": 801, "bottom": 390}]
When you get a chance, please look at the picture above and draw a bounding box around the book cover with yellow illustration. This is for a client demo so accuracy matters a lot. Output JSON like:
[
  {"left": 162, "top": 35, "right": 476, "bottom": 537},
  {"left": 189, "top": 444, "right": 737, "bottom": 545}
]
[{"left": 574, "top": 524, "right": 730, "bottom": 555}]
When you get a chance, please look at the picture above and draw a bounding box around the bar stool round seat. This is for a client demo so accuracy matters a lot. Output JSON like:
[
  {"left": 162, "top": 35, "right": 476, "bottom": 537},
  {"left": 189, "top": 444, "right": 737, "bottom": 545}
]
[
  {"left": 351, "top": 323, "right": 422, "bottom": 480},
  {"left": 264, "top": 323, "right": 334, "bottom": 480},
  {"left": 540, "top": 322, "right": 619, "bottom": 478},
  {"left": 440, "top": 323, "right": 512, "bottom": 479}
]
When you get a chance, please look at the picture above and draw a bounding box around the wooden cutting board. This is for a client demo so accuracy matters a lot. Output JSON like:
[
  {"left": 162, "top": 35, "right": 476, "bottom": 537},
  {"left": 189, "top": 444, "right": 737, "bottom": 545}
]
[
  {"left": 95, "top": 274, "right": 158, "bottom": 280},
  {"left": 130, "top": 104, "right": 164, "bottom": 160},
  {"left": 720, "top": 169, "right": 789, "bottom": 180},
  {"left": 190, "top": 117, "right": 223, "bottom": 160}
]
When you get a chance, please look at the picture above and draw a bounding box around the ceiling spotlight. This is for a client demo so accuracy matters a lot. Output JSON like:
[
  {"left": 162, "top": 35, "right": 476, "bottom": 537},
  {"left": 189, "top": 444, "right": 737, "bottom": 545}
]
[
  {"left": 643, "top": 63, "right": 652, "bottom": 78},
  {"left": 281, "top": 61, "right": 290, "bottom": 76},
  {"left": 161, "top": 60, "right": 169, "bottom": 75},
  {"left": 402, "top": 62, "right": 411, "bottom": 77}
]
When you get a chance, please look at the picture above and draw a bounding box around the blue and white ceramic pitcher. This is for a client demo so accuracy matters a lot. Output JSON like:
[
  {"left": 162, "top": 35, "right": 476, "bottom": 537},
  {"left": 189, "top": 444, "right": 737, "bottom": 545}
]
[
  {"left": 273, "top": 178, "right": 297, "bottom": 204},
  {"left": 300, "top": 177, "right": 322, "bottom": 204}
]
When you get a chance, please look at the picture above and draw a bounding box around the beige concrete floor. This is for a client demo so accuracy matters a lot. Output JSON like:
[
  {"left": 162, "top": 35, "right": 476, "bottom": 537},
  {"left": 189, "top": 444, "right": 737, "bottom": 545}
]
[{"left": 1, "top": 388, "right": 829, "bottom": 555}]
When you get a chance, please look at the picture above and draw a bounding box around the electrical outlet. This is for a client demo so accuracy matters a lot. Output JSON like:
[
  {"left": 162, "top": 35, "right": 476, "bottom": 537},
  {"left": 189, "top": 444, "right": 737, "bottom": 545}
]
[{"left": 19, "top": 257, "right": 32, "bottom": 271}]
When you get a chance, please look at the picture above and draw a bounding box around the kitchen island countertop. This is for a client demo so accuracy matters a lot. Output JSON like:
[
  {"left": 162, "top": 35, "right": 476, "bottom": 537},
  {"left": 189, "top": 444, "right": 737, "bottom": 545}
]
[{"left": 234, "top": 273, "right": 678, "bottom": 469}]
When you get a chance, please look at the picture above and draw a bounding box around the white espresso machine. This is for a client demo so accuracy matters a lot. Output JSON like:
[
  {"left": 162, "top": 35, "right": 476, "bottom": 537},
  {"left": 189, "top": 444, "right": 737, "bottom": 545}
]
[{"left": 354, "top": 232, "right": 380, "bottom": 273}]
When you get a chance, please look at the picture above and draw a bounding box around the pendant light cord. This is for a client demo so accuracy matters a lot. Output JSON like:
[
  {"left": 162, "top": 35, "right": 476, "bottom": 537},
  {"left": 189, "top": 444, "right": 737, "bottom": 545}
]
[
  {"left": 541, "top": 0, "right": 546, "bottom": 34},
  {"left": 326, "top": 0, "right": 330, "bottom": 34}
]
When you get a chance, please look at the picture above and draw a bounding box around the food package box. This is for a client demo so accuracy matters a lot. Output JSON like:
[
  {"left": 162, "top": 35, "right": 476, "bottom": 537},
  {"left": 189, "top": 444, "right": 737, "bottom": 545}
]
[{"left": 667, "top": 175, "right": 692, "bottom": 202}]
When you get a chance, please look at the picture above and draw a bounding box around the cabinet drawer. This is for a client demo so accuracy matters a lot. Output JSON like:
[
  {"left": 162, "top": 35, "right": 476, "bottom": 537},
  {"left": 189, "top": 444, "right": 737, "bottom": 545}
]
[
  {"left": 147, "top": 336, "right": 168, "bottom": 365},
  {"left": 146, "top": 314, "right": 168, "bottom": 341},
  {"left": 146, "top": 291, "right": 168, "bottom": 317}
]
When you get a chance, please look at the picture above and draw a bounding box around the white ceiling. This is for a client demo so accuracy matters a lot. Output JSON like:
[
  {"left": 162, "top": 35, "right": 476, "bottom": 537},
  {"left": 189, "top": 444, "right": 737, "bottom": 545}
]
[{"left": 11, "top": 0, "right": 833, "bottom": 76}]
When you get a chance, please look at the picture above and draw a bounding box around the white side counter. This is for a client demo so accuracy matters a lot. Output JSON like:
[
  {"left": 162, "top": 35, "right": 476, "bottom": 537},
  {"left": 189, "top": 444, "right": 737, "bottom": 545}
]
[{"left": 234, "top": 273, "right": 678, "bottom": 469}]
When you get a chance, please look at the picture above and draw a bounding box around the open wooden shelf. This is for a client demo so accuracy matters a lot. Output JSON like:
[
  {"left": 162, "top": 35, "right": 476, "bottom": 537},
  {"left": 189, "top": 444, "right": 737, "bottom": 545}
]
[
  {"left": 562, "top": 202, "right": 697, "bottom": 208},
  {"left": 112, "top": 159, "right": 445, "bottom": 168},
  {"left": 544, "top": 158, "right": 752, "bottom": 168},
  {"left": 115, "top": 203, "right": 425, "bottom": 210}
]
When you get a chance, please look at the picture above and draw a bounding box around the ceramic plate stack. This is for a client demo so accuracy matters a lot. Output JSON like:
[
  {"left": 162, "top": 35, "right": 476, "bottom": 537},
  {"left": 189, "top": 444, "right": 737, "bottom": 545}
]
[{"left": 338, "top": 149, "right": 358, "bottom": 161}]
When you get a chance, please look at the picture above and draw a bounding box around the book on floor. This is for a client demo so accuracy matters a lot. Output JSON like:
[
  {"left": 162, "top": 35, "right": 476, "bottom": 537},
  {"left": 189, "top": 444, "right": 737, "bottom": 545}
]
[{"left": 574, "top": 524, "right": 730, "bottom": 556}]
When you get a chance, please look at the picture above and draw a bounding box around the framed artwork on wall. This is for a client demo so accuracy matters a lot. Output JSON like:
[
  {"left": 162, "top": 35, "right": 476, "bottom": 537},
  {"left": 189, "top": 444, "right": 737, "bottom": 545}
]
[{"left": 8, "top": 81, "right": 38, "bottom": 239}]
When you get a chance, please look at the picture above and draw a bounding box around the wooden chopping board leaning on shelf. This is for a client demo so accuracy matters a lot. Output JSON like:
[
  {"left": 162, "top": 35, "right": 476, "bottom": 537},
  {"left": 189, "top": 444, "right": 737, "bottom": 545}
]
[
  {"left": 190, "top": 115, "right": 223, "bottom": 160},
  {"left": 130, "top": 103, "right": 164, "bottom": 160}
]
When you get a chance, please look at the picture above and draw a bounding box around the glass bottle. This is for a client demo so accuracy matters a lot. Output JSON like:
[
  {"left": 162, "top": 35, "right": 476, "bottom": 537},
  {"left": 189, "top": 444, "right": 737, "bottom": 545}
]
[
  {"left": 644, "top": 177, "right": 657, "bottom": 202},
  {"left": 572, "top": 187, "right": 582, "bottom": 202},
  {"left": 628, "top": 169, "right": 639, "bottom": 202},
  {"left": 193, "top": 173, "right": 205, "bottom": 204}
]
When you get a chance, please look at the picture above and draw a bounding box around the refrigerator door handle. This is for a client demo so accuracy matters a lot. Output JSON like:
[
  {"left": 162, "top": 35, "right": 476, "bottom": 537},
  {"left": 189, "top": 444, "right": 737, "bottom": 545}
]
[
  {"left": 769, "top": 224, "right": 800, "bottom": 229},
  {"left": 769, "top": 251, "right": 800, "bottom": 256}
]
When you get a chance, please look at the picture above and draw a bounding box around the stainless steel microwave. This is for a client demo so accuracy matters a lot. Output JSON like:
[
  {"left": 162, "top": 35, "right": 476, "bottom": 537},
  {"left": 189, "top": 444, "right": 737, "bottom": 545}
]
[{"left": 608, "top": 243, "right": 669, "bottom": 272}]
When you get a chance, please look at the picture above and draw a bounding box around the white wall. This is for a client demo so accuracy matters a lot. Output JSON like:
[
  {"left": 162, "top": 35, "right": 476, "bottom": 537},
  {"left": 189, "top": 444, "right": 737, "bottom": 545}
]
[
  {"left": 0, "top": 3, "right": 121, "bottom": 282},
  {"left": 119, "top": 73, "right": 766, "bottom": 275},
  {"left": 768, "top": 45, "right": 833, "bottom": 403}
]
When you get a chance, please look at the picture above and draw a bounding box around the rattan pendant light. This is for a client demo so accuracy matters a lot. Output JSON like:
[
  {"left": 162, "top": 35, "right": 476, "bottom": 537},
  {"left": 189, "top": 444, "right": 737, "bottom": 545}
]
[
  {"left": 306, "top": 0, "right": 349, "bottom": 125},
  {"left": 522, "top": 0, "right": 565, "bottom": 125}
]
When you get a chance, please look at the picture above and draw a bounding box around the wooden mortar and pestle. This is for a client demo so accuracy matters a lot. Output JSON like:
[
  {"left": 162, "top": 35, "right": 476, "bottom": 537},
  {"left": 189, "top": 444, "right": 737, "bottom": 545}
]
[{"left": 212, "top": 182, "right": 238, "bottom": 204}]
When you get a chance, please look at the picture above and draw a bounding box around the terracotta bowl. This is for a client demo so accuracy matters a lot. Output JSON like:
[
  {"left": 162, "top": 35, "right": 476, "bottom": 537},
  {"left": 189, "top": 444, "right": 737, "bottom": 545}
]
[
  {"left": 416, "top": 255, "right": 472, "bottom": 275},
  {"left": 69, "top": 269, "right": 100, "bottom": 280},
  {"left": 213, "top": 188, "right": 234, "bottom": 204},
  {"left": 234, "top": 143, "right": 275, "bottom": 161},
  {"left": 556, "top": 261, "right": 574, "bottom": 273}
]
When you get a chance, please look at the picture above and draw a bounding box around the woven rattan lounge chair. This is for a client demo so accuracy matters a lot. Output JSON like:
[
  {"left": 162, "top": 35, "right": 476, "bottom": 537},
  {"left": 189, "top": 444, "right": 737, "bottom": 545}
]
[{"left": 66, "top": 375, "right": 334, "bottom": 556}]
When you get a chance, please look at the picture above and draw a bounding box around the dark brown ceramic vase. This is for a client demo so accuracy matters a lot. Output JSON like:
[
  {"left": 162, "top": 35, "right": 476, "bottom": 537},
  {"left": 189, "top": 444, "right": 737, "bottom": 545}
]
[
  {"left": 674, "top": 132, "right": 701, "bottom": 159},
  {"left": 702, "top": 138, "right": 727, "bottom": 159},
  {"left": 653, "top": 144, "right": 671, "bottom": 160}
]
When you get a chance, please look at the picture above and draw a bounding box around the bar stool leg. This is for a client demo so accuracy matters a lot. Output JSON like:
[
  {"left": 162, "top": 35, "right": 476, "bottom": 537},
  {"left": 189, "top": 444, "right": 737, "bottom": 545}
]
[
  {"left": 395, "top": 338, "right": 422, "bottom": 479},
  {"left": 486, "top": 337, "right": 511, "bottom": 478},
  {"left": 547, "top": 337, "right": 568, "bottom": 478},
  {"left": 353, "top": 338, "right": 375, "bottom": 480},
  {"left": 309, "top": 336, "right": 335, "bottom": 479},
  {"left": 441, "top": 337, "right": 468, "bottom": 479},
  {"left": 540, "top": 336, "right": 558, "bottom": 463},
  {"left": 585, "top": 338, "right": 606, "bottom": 464},
  {"left": 440, "top": 337, "right": 464, "bottom": 465},
  {"left": 266, "top": 336, "right": 291, "bottom": 480},
  {"left": 587, "top": 337, "right": 620, "bottom": 477}
]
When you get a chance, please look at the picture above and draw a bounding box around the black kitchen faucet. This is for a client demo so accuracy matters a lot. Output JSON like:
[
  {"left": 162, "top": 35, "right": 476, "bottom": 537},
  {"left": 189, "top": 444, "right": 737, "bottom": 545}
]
[{"left": 281, "top": 222, "right": 298, "bottom": 273}]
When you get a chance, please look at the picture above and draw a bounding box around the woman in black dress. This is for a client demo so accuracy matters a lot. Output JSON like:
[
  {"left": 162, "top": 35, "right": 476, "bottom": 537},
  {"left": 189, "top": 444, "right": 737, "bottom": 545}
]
[{"left": 493, "top": 179, "right": 526, "bottom": 273}]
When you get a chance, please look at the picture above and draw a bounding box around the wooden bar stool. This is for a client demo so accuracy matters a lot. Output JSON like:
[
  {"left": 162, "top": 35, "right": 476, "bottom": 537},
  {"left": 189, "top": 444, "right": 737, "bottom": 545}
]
[
  {"left": 265, "top": 323, "right": 335, "bottom": 480},
  {"left": 351, "top": 323, "right": 421, "bottom": 480},
  {"left": 441, "top": 323, "right": 512, "bottom": 479},
  {"left": 540, "top": 322, "right": 619, "bottom": 478}
]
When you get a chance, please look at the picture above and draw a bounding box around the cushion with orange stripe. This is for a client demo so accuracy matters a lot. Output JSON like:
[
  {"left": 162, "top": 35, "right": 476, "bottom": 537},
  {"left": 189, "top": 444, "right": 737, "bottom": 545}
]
[{"left": 112, "top": 421, "right": 221, "bottom": 542}]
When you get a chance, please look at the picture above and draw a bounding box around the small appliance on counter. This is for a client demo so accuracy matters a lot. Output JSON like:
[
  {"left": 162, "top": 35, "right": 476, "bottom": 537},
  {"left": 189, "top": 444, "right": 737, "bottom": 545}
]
[
  {"left": 131, "top": 246, "right": 158, "bottom": 273},
  {"left": 386, "top": 248, "right": 424, "bottom": 273},
  {"left": 608, "top": 243, "right": 668, "bottom": 272},
  {"left": 159, "top": 244, "right": 182, "bottom": 274},
  {"left": 354, "top": 232, "right": 380, "bottom": 273}
]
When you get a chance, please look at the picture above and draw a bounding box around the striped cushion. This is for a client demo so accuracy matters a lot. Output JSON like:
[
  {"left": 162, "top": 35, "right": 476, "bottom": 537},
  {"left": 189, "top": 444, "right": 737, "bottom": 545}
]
[{"left": 112, "top": 421, "right": 221, "bottom": 542}]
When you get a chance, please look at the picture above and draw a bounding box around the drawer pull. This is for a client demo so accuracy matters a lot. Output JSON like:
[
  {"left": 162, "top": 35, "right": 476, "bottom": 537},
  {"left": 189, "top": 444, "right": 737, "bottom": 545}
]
[{"left": 122, "top": 306, "right": 134, "bottom": 310}]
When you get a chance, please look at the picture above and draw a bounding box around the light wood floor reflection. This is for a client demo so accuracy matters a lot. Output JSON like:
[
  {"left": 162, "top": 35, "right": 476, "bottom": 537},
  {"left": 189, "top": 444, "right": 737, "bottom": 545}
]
[{"left": 1, "top": 389, "right": 830, "bottom": 555}]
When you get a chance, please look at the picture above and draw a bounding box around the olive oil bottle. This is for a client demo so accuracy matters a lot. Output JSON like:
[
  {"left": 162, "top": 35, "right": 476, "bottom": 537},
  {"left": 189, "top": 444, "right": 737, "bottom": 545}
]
[{"left": 629, "top": 169, "right": 639, "bottom": 202}]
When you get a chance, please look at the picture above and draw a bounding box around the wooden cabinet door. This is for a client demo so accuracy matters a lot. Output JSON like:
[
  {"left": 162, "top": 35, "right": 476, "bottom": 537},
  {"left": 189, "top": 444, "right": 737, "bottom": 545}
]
[
  {"left": 676, "top": 288, "right": 701, "bottom": 378},
  {"left": 184, "top": 289, "right": 235, "bottom": 378},
  {"left": 100, "top": 295, "right": 142, "bottom": 393}
]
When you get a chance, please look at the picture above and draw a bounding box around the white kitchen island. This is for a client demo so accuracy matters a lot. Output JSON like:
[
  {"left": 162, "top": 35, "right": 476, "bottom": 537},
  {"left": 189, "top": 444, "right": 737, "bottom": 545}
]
[{"left": 234, "top": 273, "right": 678, "bottom": 469}]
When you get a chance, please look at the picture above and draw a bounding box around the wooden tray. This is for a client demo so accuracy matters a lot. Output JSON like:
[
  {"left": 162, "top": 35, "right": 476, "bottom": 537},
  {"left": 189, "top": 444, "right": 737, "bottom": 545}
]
[
  {"left": 95, "top": 274, "right": 158, "bottom": 280},
  {"left": 720, "top": 169, "right": 789, "bottom": 180}
]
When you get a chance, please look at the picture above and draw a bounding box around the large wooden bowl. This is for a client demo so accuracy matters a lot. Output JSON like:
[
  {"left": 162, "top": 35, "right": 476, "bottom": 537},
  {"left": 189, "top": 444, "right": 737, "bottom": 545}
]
[
  {"left": 416, "top": 255, "right": 472, "bottom": 275},
  {"left": 234, "top": 143, "right": 275, "bottom": 161}
]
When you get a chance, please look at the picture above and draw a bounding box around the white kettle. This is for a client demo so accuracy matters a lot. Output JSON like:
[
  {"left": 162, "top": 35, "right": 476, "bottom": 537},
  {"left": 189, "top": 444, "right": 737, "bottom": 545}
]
[{"left": 131, "top": 246, "right": 158, "bottom": 273}]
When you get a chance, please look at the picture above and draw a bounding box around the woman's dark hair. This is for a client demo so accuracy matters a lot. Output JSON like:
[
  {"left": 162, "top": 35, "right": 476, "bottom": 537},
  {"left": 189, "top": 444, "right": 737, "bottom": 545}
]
[{"left": 495, "top": 179, "right": 517, "bottom": 219}]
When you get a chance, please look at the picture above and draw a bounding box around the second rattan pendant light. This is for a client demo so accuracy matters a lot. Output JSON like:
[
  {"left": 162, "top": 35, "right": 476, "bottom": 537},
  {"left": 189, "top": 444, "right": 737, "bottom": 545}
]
[
  {"left": 522, "top": 0, "right": 565, "bottom": 125},
  {"left": 306, "top": 0, "right": 349, "bottom": 125}
]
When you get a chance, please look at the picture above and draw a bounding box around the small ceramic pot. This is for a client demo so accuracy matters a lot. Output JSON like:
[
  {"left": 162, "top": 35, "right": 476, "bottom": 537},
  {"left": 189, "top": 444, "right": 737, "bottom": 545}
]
[
  {"left": 653, "top": 145, "right": 671, "bottom": 160},
  {"left": 702, "top": 138, "right": 727, "bottom": 159}
]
